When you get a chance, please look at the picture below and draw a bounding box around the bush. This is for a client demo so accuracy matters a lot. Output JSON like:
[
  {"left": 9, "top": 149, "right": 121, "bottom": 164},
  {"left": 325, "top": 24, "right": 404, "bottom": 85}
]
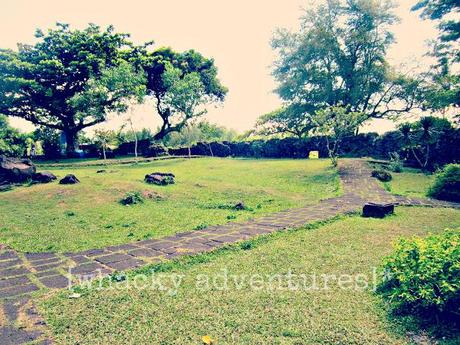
[
  {"left": 145, "top": 143, "right": 168, "bottom": 157},
  {"left": 371, "top": 169, "right": 392, "bottom": 182},
  {"left": 120, "top": 191, "right": 144, "bottom": 205},
  {"left": 377, "top": 229, "right": 460, "bottom": 317},
  {"left": 388, "top": 152, "right": 403, "bottom": 173},
  {"left": 428, "top": 164, "right": 460, "bottom": 202}
]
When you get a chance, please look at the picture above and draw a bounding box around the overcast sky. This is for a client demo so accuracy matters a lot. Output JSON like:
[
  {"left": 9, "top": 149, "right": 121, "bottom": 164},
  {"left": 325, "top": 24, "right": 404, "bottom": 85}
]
[{"left": 1, "top": 0, "right": 438, "bottom": 134}]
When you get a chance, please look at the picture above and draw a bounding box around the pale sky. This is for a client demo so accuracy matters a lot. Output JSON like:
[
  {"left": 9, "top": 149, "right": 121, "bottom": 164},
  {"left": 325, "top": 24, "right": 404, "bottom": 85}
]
[{"left": 1, "top": 0, "right": 438, "bottom": 135}]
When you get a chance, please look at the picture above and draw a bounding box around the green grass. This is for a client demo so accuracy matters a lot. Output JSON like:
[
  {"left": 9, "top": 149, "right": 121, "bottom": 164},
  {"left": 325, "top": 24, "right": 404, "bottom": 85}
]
[
  {"left": 37, "top": 207, "right": 460, "bottom": 345},
  {"left": 382, "top": 168, "right": 434, "bottom": 198},
  {"left": 0, "top": 158, "right": 340, "bottom": 252}
]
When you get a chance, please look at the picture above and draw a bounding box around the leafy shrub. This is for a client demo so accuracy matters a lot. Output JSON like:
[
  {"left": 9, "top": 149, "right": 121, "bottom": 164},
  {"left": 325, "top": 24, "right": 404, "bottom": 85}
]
[
  {"left": 371, "top": 169, "right": 392, "bottom": 182},
  {"left": 120, "top": 191, "right": 144, "bottom": 205},
  {"left": 388, "top": 152, "right": 403, "bottom": 173},
  {"left": 378, "top": 229, "right": 460, "bottom": 316},
  {"left": 428, "top": 164, "right": 460, "bottom": 202}
]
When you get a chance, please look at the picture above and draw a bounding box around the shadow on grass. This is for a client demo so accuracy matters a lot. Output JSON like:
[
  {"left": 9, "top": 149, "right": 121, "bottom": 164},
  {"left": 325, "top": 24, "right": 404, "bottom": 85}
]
[{"left": 383, "top": 304, "right": 460, "bottom": 345}]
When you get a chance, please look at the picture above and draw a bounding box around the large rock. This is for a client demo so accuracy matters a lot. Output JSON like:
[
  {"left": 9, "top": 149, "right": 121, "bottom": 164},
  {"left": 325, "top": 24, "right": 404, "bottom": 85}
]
[
  {"left": 362, "top": 202, "right": 395, "bottom": 218},
  {"left": 144, "top": 172, "right": 175, "bottom": 185},
  {"left": 32, "top": 171, "right": 57, "bottom": 184},
  {"left": 0, "top": 155, "right": 36, "bottom": 183},
  {"left": 59, "top": 174, "right": 80, "bottom": 185}
]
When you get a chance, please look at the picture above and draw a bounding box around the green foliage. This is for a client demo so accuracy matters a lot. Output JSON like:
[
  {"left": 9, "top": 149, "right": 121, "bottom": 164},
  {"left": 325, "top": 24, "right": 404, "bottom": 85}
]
[
  {"left": 163, "top": 121, "right": 236, "bottom": 148},
  {"left": 0, "top": 23, "right": 146, "bottom": 155},
  {"left": 0, "top": 115, "right": 29, "bottom": 157},
  {"left": 412, "top": 0, "right": 459, "bottom": 110},
  {"left": 120, "top": 191, "right": 144, "bottom": 205},
  {"left": 398, "top": 116, "right": 453, "bottom": 170},
  {"left": 33, "top": 127, "right": 61, "bottom": 158},
  {"left": 256, "top": 105, "right": 315, "bottom": 138},
  {"left": 93, "top": 129, "right": 118, "bottom": 160},
  {"left": 371, "top": 169, "right": 392, "bottom": 182},
  {"left": 428, "top": 164, "right": 460, "bottom": 202},
  {"left": 378, "top": 228, "right": 460, "bottom": 316},
  {"left": 271, "top": 0, "right": 419, "bottom": 126},
  {"left": 388, "top": 152, "right": 403, "bottom": 173},
  {"left": 132, "top": 47, "right": 228, "bottom": 140},
  {"left": 312, "top": 106, "right": 366, "bottom": 166}
]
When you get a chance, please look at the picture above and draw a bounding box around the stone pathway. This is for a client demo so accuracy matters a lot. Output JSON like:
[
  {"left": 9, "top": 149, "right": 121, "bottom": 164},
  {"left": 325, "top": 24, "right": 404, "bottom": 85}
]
[{"left": 0, "top": 159, "right": 458, "bottom": 344}]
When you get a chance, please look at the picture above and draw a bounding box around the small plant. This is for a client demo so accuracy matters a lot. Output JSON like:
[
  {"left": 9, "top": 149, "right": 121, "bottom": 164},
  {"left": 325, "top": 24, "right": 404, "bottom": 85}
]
[
  {"left": 428, "top": 164, "right": 460, "bottom": 202},
  {"left": 388, "top": 152, "right": 403, "bottom": 173},
  {"left": 377, "top": 228, "right": 460, "bottom": 319},
  {"left": 193, "top": 223, "right": 208, "bottom": 230},
  {"left": 371, "top": 169, "right": 392, "bottom": 182},
  {"left": 120, "top": 191, "right": 144, "bottom": 205}
]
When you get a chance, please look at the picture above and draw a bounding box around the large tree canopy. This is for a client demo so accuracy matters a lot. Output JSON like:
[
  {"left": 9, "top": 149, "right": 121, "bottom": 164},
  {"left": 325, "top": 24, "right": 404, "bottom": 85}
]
[
  {"left": 270, "top": 0, "right": 420, "bottom": 127},
  {"left": 412, "top": 0, "right": 459, "bottom": 111},
  {"left": 129, "top": 46, "right": 228, "bottom": 140},
  {"left": 0, "top": 23, "right": 146, "bottom": 155}
]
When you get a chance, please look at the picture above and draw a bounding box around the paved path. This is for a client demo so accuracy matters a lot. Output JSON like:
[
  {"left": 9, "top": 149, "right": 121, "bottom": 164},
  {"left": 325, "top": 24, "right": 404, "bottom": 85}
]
[{"left": 0, "top": 159, "right": 458, "bottom": 344}]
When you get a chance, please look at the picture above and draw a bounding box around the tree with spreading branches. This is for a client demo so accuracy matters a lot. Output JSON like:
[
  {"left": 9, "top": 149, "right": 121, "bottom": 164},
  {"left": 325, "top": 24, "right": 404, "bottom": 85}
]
[
  {"left": 269, "top": 0, "right": 421, "bottom": 131},
  {"left": 0, "top": 23, "right": 146, "bottom": 156}
]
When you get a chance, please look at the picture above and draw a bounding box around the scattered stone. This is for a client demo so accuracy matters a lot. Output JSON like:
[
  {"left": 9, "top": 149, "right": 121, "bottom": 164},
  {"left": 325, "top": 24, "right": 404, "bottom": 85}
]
[
  {"left": 142, "top": 190, "right": 163, "bottom": 201},
  {"left": 59, "top": 174, "right": 80, "bottom": 184},
  {"left": 32, "top": 171, "right": 57, "bottom": 183},
  {"left": 234, "top": 201, "right": 246, "bottom": 210},
  {"left": 362, "top": 202, "right": 395, "bottom": 218},
  {"left": 0, "top": 155, "right": 36, "bottom": 183},
  {"left": 144, "top": 172, "right": 175, "bottom": 185},
  {"left": 371, "top": 169, "right": 392, "bottom": 182}
]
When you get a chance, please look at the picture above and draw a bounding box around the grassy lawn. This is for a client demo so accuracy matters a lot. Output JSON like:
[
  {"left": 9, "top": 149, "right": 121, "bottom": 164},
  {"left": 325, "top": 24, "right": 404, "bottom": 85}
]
[
  {"left": 37, "top": 207, "right": 460, "bottom": 345},
  {"left": 0, "top": 158, "right": 340, "bottom": 253},
  {"left": 382, "top": 168, "right": 434, "bottom": 199}
]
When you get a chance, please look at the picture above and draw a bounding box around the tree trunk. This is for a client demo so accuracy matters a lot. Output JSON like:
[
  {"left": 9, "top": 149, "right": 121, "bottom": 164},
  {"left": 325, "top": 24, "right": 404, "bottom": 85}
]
[
  {"left": 64, "top": 130, "right": 78, "bottom": 157},
  {"left": 102, "top": 145, "right": 107, "bottom": 160},
  {"left": 188, "top": 146, "right": 191, "bottom": 158},
  {"left": 208, "top": 143, "right": 214, "bottom": 157},
  {"left": 134, "top": 133, "right": 138, "bottom": 159}
]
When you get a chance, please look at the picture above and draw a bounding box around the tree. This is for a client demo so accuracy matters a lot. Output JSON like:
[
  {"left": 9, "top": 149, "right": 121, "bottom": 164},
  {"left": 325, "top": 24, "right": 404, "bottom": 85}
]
[
  {"left": 256, "top": 104, "right": 315, "bottom": 138},
  {"left": 0, "top": 115, "right": 29, "bottom": 157},
  {"left": 33, "top": 127, "right": 61, "bottom": 158},
  {"left": 93, "top": 129, "right": 117, "bottom": 160},
  {"left": 313, "top": 106, "right": 366, "bottom": 166},
  {"left": 398, "top": 116, "right": 453, "bottom": 170},
  {"left": 412, "top": 0, "right": 459, "bottom": 48},
  {"left": 0, "top": 23, "right": 146, "bottom": 156},
  {"left": 130, "top": 47, "right": 227, "bottom": 140},
  {"left": 271, "top": 0, "right": 420, "bottom": 126},
  {"left": 412, "top": 0, "right": 460, "bottom": 111}
]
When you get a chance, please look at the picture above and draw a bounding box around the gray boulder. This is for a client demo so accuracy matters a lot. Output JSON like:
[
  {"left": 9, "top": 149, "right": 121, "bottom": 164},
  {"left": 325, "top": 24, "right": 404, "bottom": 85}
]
[
  {"left": 362, "top": 202, "right": 395, "bottom": 218},
  {"left": 144, "top": 172, "right": 175, "bottom": 185},
  {"left": 33, "top": 171, "right": 57, "bottom": 183},
  {"left": 0, "top": 155, "right": 36, "bottom": 183},
  {"left": 59, "top": 174, "right": 80, "bottom": 184}
]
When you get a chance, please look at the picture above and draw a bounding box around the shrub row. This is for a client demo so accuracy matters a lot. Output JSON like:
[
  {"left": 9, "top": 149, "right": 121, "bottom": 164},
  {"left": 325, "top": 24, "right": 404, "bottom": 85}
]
[
  {"left": 76, "top": 129, "right": 459, "bottom": 167},
  {"left": 166, "top": 129, "right": 460, "bottom": 164}
]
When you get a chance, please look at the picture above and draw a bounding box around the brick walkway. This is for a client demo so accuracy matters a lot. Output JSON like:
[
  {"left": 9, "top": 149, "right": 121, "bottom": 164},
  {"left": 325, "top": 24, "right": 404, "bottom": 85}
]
[{"left": 0, "top": 159, "right": 458, "bottom": 344}]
